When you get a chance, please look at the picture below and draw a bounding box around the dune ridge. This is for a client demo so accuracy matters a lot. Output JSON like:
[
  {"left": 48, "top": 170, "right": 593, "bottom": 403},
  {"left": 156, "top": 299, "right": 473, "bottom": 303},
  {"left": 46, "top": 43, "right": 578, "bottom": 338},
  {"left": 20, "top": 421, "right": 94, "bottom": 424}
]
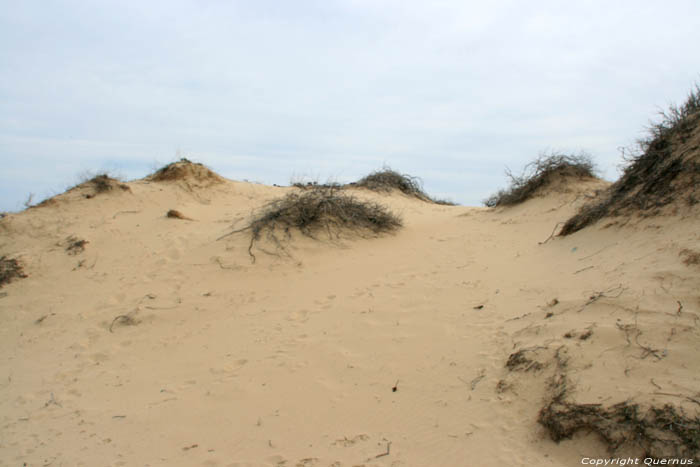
[{"left": 1, "top": 156, "right": 698, "bottom": 466}]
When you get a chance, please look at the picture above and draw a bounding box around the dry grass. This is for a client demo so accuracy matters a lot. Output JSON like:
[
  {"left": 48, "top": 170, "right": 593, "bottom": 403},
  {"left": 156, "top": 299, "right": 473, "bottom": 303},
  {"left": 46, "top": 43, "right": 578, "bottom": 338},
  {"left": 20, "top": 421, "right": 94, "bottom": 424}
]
[
  {"left": 484, "top": 152, "right": 597, "bottom": 207},
  {"left": 680, "top": 249, "right": 700, "bottom": 266},
  {"left": 352, "top": 168, "right": 457, "bottom": 205},
  {"left": 87, "top": 174, "right": 130, "bottom": 195},
  {"left": 540, "top": 401, "right": 700, "bottom": 459},
  {"left": 65, "top": 236, "right": 88, "bottom": 255},
  {"left": 223, "top": 186, "right": 402, "bottom": 262},
  {"left": 534, "top": 345, "right": 700, "bottom": 458},
  {"left": 561, "top": 85, "right": 700, "bottom": 235},
  {"left": 149, "top": 158, "right": 222, "bottom": 184},
  {"left": 0, "top": 256, "right": 27, "bottom": 288}
]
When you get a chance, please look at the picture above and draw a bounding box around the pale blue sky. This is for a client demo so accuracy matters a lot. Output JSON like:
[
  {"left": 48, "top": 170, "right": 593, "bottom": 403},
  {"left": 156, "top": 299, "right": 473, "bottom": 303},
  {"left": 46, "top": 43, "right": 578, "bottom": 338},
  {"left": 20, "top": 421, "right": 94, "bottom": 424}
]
[{"left": 2, "top": 0, "right": 699, "bottom": 210}]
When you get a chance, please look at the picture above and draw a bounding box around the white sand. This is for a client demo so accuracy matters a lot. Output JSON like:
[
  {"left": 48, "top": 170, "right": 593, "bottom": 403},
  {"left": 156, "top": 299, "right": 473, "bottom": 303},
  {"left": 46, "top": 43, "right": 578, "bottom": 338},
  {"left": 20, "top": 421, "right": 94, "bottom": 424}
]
[{"left": 1, "top": 170, "right": 698, "bottom": 466}]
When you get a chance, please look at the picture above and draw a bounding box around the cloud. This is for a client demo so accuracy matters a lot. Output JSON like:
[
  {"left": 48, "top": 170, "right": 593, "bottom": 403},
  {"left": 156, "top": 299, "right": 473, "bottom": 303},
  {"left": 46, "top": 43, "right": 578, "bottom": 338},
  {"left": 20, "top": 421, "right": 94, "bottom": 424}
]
[{"left": 2, "top": 1, "right": 700, "bottom": 210}]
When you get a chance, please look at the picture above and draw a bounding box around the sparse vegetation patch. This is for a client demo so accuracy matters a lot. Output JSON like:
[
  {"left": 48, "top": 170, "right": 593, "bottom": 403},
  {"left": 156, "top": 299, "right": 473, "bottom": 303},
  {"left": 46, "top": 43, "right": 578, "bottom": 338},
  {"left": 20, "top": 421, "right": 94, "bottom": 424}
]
[
  {"left": 680, "top": 248, "right": 700, "bottom": 266},
  {"left": 221, "top": 187, "right": 402, "bottom": 262},
  {"left": 539, "top": 400, "right": 700, "bottom": 459},
  {"left": 561, "top": 85, "right": 700, "bottom": 235},
  {"left": 0, "top": 256, "right": 27, "bottom": 288},
  {"left": 149, "top": 158, "right": 222, "bottom": 184},
  {"left": 65, "top": 236, "right": 88, "bottom": 255},
  {"left": 87, "top": 174, "right": 130, "bottom": 196},
  {"left": 484, "top": 152, "right": 598, "bottom": 207},
  {"left": 354, "top": 168, "right": 430, "bottom": 199}
]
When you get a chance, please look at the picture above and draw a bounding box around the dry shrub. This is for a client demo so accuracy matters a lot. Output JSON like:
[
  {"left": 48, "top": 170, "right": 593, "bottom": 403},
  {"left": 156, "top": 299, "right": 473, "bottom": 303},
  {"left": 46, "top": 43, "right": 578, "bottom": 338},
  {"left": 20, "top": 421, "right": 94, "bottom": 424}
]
[
  {"left": 65, "top": 236, "right": 88, "bottom": 255},
  {"left": 537, "top": 345, "right": 700, "bottom": 458},
  {"left": 680, "top": 249, "right": 700, "bottom": 266},
  {"left": 484, "top": 152, "right": 598, "bottom": 207},
  {"left": 87, "top": 174, "right": 130, "bottom": 195},
  {"left": 353, "top": 168, "right": 456, "bottom": 205},
  {"left": 149, "top": 158, "right": 222, "bottom": 184},
  {"left": 505, "top": 348, "right": 546, "bottom": 372},
  {"left": 539, "top": 401, "right": 700, "bottom": 459},
  {"left": 561, "top": 85, "right": 700, "bottom": 235},
  {"left": 0, "top": 256, "right": 27, "bottom": 288},
  {"left": 70, "top": 174, "right": 130, "bottom": 199},
  {"left": 227, "top": 187, "right": 402, "bottom": 262}
]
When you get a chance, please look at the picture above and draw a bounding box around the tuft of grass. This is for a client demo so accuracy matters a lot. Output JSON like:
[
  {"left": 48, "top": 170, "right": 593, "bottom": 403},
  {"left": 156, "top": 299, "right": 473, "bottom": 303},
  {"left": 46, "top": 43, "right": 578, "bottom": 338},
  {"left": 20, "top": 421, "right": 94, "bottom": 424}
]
[
  {"left": 224, "top": 186, "right": 402, "bottom": 262},
  {"left": 484, "top": 152, "right": 597, "bottom": 207},
  {"left": 0, "top": 256, "right": 27, "bottom": 288},
  {"left": 561, "top": 84, "right": 700, "bottom": 235}
]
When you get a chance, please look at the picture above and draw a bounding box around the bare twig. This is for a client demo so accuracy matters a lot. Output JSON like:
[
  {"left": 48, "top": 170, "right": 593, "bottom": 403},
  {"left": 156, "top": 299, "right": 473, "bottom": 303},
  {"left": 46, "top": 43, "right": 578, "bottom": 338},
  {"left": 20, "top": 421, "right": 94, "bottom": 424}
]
[
  {"left": 112, "top": 210, "right": 141, "bottom": 219},
  {"left": 539, "top": 222, "right": 564, "bottom": 245},
  {"left": 577, "top": 243, "right": 619, "bottom": 261},
  {"left": 375, "top": 441, "right": 392, "bottom": 458},
  {"left": 470, "top": 369, "right": 486, "bottom": 390},
  {"left": 109, "top": 314, "right": 136, "bottom": 333},
  {"left": 578, "top": 284, "right": 626, "bottom": 311}
]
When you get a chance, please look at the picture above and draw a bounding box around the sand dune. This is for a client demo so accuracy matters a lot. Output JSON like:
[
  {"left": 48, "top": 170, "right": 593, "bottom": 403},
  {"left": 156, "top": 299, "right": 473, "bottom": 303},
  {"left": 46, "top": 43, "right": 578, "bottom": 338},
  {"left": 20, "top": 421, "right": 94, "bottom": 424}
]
[{"left": 0, "top": 158, "right": 698, "bottom": 466}]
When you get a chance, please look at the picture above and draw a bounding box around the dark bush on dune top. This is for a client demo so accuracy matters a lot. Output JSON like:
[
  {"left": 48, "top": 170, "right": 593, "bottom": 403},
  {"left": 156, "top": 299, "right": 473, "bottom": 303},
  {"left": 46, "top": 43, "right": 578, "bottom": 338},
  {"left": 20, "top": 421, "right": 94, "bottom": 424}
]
[
  {"left": 149, "top": 158, "right": 223, "bottom": 184},
  {"left": 224, "top": 186, "right": 402, "bottom": 262},
  {"left": 353, "top": 168, "right": 457, "bottom": 205},
  {"left": 89, "top": 174, "right": 130, "bottom": 194},
  {"left": 561, "top": 85, "right": 700, "bottom": 235},
  {"left": 354, "top": 168, "right": 430, "bottom": 199},
  {"left": 484, "top": 153, "right": 598, "bottom": 208}
]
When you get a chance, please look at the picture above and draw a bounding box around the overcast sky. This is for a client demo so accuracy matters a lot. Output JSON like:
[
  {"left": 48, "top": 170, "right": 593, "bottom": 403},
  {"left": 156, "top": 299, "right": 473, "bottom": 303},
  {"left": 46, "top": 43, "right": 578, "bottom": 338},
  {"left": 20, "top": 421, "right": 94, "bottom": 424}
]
[{"left": 2, "top": 1, "right": 699, "bottom": 211}]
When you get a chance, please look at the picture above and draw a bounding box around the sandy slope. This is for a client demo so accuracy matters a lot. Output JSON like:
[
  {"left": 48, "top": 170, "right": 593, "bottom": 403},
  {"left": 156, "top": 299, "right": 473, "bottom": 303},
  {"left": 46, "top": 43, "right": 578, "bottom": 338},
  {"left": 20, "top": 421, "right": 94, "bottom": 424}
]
[{"left": 0, "top": 174, "right": 698, "bottom": 466}]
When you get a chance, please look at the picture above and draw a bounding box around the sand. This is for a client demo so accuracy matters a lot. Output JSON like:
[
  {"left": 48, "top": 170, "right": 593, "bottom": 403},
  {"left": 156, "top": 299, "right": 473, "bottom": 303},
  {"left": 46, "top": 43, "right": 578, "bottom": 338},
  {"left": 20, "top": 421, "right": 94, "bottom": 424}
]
[{"left": 1, "top": 170, "right": 698, "bottom": 466}]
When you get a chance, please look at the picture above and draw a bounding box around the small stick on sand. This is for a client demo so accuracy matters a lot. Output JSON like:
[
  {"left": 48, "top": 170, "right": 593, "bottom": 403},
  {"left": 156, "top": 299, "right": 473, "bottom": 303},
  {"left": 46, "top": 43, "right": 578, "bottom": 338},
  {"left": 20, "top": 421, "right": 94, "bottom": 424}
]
[
  {"left": 539, "top": 222, "right": 564, "bottom": 244},
  {"left": 375, "top": 441, "right": 392, "bottom": 458}
]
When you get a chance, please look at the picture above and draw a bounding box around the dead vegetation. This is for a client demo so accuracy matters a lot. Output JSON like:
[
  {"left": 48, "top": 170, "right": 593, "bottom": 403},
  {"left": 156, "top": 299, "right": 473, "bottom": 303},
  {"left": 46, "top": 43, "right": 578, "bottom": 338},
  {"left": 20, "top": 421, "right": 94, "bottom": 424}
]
[
  {"left": 353, "top": 168, "right": 457, "bottom": 205},
  {"left": 505, "top": 348, "right": 546, "bottom": 372},
  {"left": 0, "top": 256, "right": 27, "bottom": 288},
  {"left": 109, "top": 312, "right": 141, "bottom": 332},
  {"left": 680, "top": 249, "right": 700, "bottom": 266},
  {"left": 522, "top": 344, "right": 700, "bottom": 459},
  {"left": 166, "top": 209, "right": 191, "bottom": 220},
  {"left": 83, "top": 174, "right": 130, "bottom": 198},
  {"left": 484, "top": 152, "right": 598, "bottom": 207},
  {"left": 561, "top": 85, "right": 700, "bottom": 235},
  {"left": 353, "top": 168, "right": 432, "bottom": 200},
  {"left": 292, "top": 168, "right": 457, "bottom": 205},
  {"left": 148, "top": 158, "right": 223, "bottom": 185},
  {"left": 540, "top": 400, "right": 700, "bottom": 459},
  {"left": 219, "top": 186, "right": 402, "bottom": 262},
  {"left": 65, "top": 236, "right": 88, "bottom": 255}
]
